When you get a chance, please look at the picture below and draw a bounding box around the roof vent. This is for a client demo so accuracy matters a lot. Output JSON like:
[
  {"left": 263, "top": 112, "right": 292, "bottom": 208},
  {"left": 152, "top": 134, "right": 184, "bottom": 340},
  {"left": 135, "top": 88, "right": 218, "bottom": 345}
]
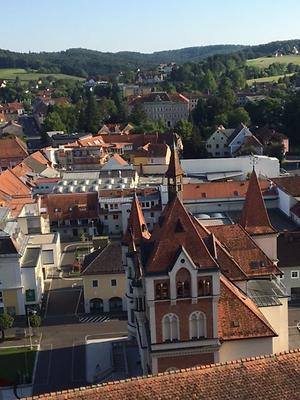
[
  {"left": 231, "top": 321, "right": 240, "bottom": 328},
  {"left": 175, "top": 219, "right": 185, "bottom": 233}
]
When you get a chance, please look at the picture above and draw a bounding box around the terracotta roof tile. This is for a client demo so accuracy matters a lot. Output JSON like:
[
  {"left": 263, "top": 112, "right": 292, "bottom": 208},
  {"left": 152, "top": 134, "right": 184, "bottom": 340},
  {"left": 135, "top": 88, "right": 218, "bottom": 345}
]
[
  {"left": 219, "top": 275, "right": 276, "bottom": 340},
  {"left": 40, "top": 192, "right": 98, "bottom": 221},
  {"left": 0, "top": 136, "right": 28, "bottom": 163},
  {"left": 0, "top": 169, "right": 32, "bottom": 197},
  {"left": 240, "top": 169, "right": 275, "bottom": 235},
  {"left": 209, "top": 224, "right": 281, "bottom": 278},
  {"left": 272, "top": 176, "right": 300, "bottom": 197},
  {"left": 25, "top": 349, "right": 300, "bottom": 400},
  {"left": 123, "top": 195, "right": 151, "bottom": 245},
  {"left": 146, "top": 197, "right": 218, "bottom": 274},
  {"left": 183, "top": 179, "right": 275, "bottom": 201}
]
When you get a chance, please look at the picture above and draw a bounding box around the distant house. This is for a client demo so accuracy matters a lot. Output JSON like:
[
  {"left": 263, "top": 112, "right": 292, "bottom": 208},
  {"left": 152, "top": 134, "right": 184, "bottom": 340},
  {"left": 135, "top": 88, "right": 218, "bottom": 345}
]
[
  {"left": 0, "top": 102, "right": 25, "bottom": 121},
  {"left": 0, "top": 120, "right": 24, "bottom": 137},
  {"left": 131, "top": 143, "right": 171, "bottom": 174},
  {"left": 81, "top": 241, "right": 126, "bottom": 314},
  {"left": 206, "top": 124, "right": 263, "bottom": 158},
  {"left": 255, "top": 126, "right": 289, "bottom": 155}
]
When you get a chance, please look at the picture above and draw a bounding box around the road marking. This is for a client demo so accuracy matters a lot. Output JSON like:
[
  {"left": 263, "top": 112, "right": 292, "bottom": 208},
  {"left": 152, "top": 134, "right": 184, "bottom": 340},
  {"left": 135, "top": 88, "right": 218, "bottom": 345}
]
[
  {"left": 44, "top": 278, "right": 53, "bottom": 317},
  {"left": 78, "top": 314, "right": 111, "bottom": 323}
]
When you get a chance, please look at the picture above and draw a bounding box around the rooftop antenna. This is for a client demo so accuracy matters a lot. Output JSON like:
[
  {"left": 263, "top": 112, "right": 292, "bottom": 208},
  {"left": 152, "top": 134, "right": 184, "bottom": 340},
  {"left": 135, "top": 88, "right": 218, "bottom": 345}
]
[{"left": 250, "top": 153, "right": 258, "bottom": 171}]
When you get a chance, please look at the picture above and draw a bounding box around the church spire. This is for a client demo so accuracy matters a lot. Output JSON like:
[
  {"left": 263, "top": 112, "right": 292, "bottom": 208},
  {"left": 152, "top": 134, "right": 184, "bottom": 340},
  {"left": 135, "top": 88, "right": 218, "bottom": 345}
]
[
  {"left": 123, "top": 193, "right": 151, "bottom": 245},
  {"left": 166, "top": 135, "right": 183, "bottom": 202},
  {"left": 240, "top": 169, "right": 275, "bottom": 235}
]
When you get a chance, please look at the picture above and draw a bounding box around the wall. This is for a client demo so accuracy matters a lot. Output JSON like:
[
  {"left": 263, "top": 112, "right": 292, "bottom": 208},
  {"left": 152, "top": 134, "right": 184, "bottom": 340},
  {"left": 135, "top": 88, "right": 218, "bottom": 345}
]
[
  {"left": 2, "top": 288, "right": 24, "bottom": 315},
  {"left": 277, "top": 187, "right": 296, "bottom": 217},
  {"left": 219, "top": 337, "right": 273, "bottom": 363},
  {"left": 259, "top": 300, "right": 289, "bottom": 353},
  {"left": 154, "top": 351, "right": 214, "bottom": 373},
  {"left": 251, "top": 234, "right": 278, "bottom": 262},
  {"left": 83, "top": 273, "right": 126, "bottom": 313},
  {"left": 134, "top": 164, "right": 168, "bottom": 175},
  {"left": 281, "top": 266, "right": 300, "bottom": 296},
  {"left": 182, "top": 156, "right": 280, "bottom": 180}
]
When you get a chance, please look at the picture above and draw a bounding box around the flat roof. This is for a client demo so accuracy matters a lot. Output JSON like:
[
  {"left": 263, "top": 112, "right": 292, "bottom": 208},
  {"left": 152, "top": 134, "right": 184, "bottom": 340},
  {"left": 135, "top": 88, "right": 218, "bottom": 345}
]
[{"left": 22, "top": 247, "right": 40, "bottom": 268}]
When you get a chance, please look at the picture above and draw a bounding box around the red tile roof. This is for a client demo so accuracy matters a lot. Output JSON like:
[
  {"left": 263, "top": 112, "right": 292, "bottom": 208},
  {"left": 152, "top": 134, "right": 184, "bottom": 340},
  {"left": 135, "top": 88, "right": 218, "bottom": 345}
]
[
  {"left": 146, "top": 197, "right": 218, "bottom": 274},
  {"left": 0, "top": 136, "right": 28, "bottom": 162},
  {"left": 25, "top": 349, "right": 300, "bottom": 400},
  {"left": 209, "top": 224, "right": 281, "bottom": 278},
  {"left": 183, "top": 178, "right": 275, "bottom": 201},
  {"left": 40, "top": 192, "right": 99, "bottom": 221},
  {"left": 219, "top": 275, "right": 276, "bottom": 340},
  {"left": 240, "top": 169, "right": 276, "bottom": 235},
  {"left": 110, "top": 153, "right": 128, "bottom": 166},
  {"left": 272, "top": 176, "right": 300, "bottom": 197},
  {"left": 0, "top": 169, "right": 32, "bottom": 197}
]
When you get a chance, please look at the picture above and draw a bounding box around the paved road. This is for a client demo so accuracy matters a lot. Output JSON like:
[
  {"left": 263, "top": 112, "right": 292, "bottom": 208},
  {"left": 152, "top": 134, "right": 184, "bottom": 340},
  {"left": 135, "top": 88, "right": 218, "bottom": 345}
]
[{"left": 32, "top": 277, "right": 127, "bottom": 395}]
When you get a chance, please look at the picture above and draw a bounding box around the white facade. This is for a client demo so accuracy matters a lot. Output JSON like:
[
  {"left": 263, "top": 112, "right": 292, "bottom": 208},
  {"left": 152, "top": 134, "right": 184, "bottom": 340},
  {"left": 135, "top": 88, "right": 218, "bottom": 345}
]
[{"left": 182, "top": 155, "right": 280, "bottom": 181}]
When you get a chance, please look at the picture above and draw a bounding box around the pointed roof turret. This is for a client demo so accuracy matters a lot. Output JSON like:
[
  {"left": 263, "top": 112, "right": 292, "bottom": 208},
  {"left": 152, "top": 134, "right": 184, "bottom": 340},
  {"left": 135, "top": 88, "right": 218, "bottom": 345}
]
[
  {"left": 240, "top": 169, "right": 275, "bottom": 235},
  {"left": 166, "top": 136, "right": 183, "bottom": 178},
  {"left": 123, "top": 194, "right": 151, "bottom": 245}
]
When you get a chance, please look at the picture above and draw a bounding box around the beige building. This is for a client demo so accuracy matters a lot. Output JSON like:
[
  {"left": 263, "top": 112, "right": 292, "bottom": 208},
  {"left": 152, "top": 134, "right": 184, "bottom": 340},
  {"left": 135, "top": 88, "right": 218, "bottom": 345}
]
[
  {"left": 81, "top": 242, "right": 126, "bottom": 314},
  {"left": 128, "top": 92, "right": 189, "bottom": 128}
]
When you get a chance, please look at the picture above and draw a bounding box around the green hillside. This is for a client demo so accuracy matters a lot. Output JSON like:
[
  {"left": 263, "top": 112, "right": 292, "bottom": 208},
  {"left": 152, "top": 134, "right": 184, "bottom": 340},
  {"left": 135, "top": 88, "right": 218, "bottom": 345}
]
[
  {"left": 247, "top": 55, "right": 300, "bottom": 68},
  {"left": 0, "top": 68, "right": 84, "bottom": 81}
]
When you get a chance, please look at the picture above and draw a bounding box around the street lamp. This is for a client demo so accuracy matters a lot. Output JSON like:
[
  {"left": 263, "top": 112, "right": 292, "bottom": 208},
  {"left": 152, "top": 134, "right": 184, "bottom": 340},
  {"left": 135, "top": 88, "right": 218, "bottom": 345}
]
[{"left": 27, "top": 309, "right": 37, "bottom": 350}]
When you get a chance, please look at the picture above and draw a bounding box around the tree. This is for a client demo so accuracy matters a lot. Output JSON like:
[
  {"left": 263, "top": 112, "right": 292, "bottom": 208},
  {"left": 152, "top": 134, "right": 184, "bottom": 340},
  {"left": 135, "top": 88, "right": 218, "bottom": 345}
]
[
  {"left": 43, "top": 111, "right": 66, "bottom": 132},
  {"left": 85, "top": 92, "right": 101, "bottom": 133},
  {"left": 201, "top": 70, "right": 217, "bottom": 94},
  {"left": 227, "top": 107, "right": 250, "bottom": 127},
  {"left": 129, "top": 103, "right": 148, "bottom": 126},
  {"left": 174, "top": 120, "right": 193, "bottom": 142},
  {"left": 265, "top": 143, "right": 285, "bottom": 163},
  {"left": 0, "top": 313, "right": 14, "bottom": 341},
  {"left": 29, "top": 314, "right": 41, "bottom": 328}
]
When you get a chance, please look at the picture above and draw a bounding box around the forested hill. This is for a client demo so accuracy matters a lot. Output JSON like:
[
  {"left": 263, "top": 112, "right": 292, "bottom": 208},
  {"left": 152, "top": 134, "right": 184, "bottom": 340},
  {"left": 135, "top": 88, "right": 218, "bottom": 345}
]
[
  {"left": 0, "top": 45, "right": 245, "bottom": 77},
  {"left": 0, "top": 40, "right": 299, "bottom": 78}
]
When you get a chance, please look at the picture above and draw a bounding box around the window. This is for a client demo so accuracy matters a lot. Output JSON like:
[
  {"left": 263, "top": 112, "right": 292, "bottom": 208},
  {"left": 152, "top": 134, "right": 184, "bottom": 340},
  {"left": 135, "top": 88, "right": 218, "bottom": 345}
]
[
  {"left": 155, "top": 282, "right": 169, "bottom": 299},
  {"left": 111, "top": 279, "right": 117, "bottom": 287},
  {"left": 177, "top": 280, "right": 190, "bottom": 298},
  {"left": 162, "top": 313, "right": 179, "bottom": 342},
  {"left": 216, "top": 144, "right": 219, "bottom": 149},
  {"left": 201, "top": 192, "right": 206, "bottom": 198},
  {"left": 189, "top": 311, "right": 207, "bottom": 339},
  {"left": 150, "top": 212, "right": 154, "bottom": 218},
  {"left": 113, "top": 214, "right": 119, "bottom": 220},
  {"left": 92, "top": 280, "right": 98, "bottom": 288},
  {"left": 198, "top": 278, "right": 212, "bottom": 296},
  {"left": 291, "top": 271, "right": 299, "bottom": 279},
  {"left": 233, "top": 190, "right": 239, "bottom": 196},
  {"left": 0, "top": 291, "right": 3, "bottom": 302}
]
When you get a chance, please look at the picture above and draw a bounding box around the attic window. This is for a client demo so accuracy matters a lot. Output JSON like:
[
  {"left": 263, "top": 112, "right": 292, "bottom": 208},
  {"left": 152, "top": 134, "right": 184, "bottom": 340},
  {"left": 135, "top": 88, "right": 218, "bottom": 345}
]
[
  {"left": 250, "top": 261, "right": 259, "bottom": 269},
  {"left": 201, "top": 193, "right": 206, "bottom": 198},
  {"left": 175, "top": 219, "right": 185, "bottom": 233},
  {"left": 233, "top": 191, "right": 239, "bottom": 196},
  {"left": 231, "top": 321, "right": 240, "bottom": 328}
]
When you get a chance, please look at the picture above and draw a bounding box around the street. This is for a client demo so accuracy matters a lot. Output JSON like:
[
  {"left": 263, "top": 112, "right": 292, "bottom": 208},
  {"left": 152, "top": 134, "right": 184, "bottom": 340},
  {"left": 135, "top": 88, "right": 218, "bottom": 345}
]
[{"left": 33, "top": 276, "right": 127, "bottom": 395}]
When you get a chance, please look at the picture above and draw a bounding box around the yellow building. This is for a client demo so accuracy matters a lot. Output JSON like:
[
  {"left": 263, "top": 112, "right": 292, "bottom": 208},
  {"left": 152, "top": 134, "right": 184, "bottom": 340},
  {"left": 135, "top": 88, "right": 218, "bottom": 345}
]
[{"left": 81, "top": 242, "right": 126, "bottom": 313}]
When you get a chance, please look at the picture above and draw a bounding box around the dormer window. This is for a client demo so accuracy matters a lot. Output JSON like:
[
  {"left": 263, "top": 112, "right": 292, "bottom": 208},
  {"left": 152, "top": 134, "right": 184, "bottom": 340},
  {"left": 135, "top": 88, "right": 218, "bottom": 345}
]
[{"left": 198, "top": 278, "right": 212, "bottom": 297}]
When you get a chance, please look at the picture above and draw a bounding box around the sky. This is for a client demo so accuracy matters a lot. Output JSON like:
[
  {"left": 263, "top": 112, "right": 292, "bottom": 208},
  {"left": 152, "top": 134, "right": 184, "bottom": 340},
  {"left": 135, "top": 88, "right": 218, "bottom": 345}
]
[{"left": 2, "top": 0, "right": 300, "bottom": 53}]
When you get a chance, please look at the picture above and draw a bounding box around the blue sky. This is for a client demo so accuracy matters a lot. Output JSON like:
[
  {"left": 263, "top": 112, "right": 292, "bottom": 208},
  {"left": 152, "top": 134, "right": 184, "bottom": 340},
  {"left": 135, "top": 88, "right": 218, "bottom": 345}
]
[{"left": 2, "top": 0, "right": 300, "bottom": 53}]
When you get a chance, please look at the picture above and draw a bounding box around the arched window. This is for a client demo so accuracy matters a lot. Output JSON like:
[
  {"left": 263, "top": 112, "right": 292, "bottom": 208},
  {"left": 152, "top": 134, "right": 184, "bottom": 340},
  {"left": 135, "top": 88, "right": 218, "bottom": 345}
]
[
  {"left": 176, "top": 268, "right": 191, "bottom": 298},
  {"left": 156, "top": 282, "right": 169, "bottom": 299},
  {"left": 189, "top": 311, "right": 207, "bottom": 339},
  {"left": 162, "top": 313, "right": 179, "bottom": 342},
  {"left": 198, "top": 278, "right": 212, "bottom": 297}
]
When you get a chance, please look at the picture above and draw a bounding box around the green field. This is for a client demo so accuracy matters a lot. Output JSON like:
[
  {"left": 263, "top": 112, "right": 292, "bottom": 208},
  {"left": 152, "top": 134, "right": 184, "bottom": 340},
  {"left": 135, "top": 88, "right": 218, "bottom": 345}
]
[
  {"left": 247, "top": 55, "right": 300, "bottom": 68},
  {"left": 247, "top": 73, "right": 294, "bottom": 85},
  {"left": 0, "top": 68, "right": 84, "bottom": 82},
  {"left": 0, "top": 346, "right": 37, "bottom": 385}
]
